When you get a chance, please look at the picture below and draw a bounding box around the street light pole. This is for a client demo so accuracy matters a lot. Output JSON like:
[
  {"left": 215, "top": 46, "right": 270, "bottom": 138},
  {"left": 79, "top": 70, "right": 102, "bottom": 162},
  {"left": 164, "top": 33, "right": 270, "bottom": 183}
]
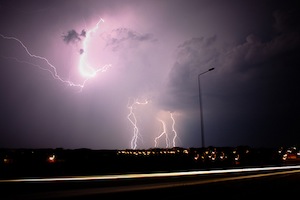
[{"left": 198, "top": 67, "right": 214, "bottom": 148}]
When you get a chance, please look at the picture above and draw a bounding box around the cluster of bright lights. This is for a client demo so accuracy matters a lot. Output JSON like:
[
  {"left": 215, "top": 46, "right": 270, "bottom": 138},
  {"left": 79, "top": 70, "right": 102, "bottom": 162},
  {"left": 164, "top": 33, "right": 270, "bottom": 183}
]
[
  {"left": 279, "top": 146, "right": 300, "bottom": 161},
  {"left": 117, "top": 148, "right": 188, "bottom": 156},
  {"left": 0, "top": 18, "right": 111, "bottom": 92},
  {"left": 47, "top": 154, "right": 56, "bottom": 163}
]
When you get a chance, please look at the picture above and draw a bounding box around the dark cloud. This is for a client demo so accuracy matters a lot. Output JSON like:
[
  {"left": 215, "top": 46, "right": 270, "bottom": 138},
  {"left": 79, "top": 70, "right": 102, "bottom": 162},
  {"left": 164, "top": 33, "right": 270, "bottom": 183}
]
[
  {"left": 159, "top": 35, "right": 219, "bottom": 111},
  {"left": 156, "top": 3, "right": 300, "bottom": 148},
  {"left": 62, "top": 29, "right": 88, "bottom": 55},
  {"left": 222, "top": 9, "right": 300, "bottom": 74},
  {"left": 272, "top": 8, "right": 300, "bottom": 33},
  {"left": 79, "top": 48, "right": 84, "bottom": 55},
  {"left": 80, "top": 29, "right": 86, "bottom": 37},
  {"left": 62, "top": 29, "right": 87, "bottom": 44},
  {"left": 62, "top": 29, "right": 81, "bottom": 44}
]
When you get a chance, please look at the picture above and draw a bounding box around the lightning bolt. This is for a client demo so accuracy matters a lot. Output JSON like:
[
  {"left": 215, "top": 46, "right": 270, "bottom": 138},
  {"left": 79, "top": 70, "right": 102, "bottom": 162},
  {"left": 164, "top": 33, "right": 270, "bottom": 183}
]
[
  {"left": 155, "top": 118, "right": 170, "bottom": 148},
  {"left": 0, "top": 18, "right": 111, "bottom": 92},
  {"left": 79, "top": 18, "right": 111, "bottom": 78},
  {"left": 1, "top": 19, "right": 182, "bottom": 150},
  {"left": 170, "top": 112, "right": 178, "bottom": 147},
  {"left": 127, "top": 98, "right": 148, "bottom": 149},
  {"left": 155, "top": 112, "right": 178, "bottom": 148}
]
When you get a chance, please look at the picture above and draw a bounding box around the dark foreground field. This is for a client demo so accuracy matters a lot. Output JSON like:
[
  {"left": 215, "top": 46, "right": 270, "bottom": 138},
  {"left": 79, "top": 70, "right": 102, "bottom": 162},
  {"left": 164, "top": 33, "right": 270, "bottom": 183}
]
[{"left": 1, "top": 145, "right": 299, "bottom": 178}]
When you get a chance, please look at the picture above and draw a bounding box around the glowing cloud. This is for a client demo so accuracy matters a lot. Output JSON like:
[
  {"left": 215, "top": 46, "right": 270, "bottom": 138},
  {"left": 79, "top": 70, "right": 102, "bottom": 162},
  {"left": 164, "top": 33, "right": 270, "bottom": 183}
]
[
  {"left": 79, "top": 18, "right": 111, "bottom": 78},
  {"left": 0, "top": 18, "right": 111, "bottom": 92}
]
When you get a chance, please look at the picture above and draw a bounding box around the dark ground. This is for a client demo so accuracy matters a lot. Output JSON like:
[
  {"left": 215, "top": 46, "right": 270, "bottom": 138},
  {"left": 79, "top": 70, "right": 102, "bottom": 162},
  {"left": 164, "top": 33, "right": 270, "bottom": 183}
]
[
  {"left": 0, "top": 146, "right": 290, "bottom": 179},
  {"left": 1, "top": 167, "right": 299, "bottom": 200}
]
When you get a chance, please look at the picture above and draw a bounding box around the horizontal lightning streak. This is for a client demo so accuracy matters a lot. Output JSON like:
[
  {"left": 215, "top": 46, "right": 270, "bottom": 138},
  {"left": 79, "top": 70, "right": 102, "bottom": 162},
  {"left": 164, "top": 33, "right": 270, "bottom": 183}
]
[
  {"left": 0, "top": 34, "right": 85, "bottom": 89},
  {"left": 0, "top": 18, "right": 111, "bottom": 92}
]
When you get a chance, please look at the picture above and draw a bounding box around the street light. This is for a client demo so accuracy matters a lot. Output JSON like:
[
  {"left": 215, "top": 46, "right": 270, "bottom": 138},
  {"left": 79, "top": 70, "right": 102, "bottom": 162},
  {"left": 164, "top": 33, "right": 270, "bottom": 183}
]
[{"left": 198, "top": 67, "right": 214, "bottom": 148}]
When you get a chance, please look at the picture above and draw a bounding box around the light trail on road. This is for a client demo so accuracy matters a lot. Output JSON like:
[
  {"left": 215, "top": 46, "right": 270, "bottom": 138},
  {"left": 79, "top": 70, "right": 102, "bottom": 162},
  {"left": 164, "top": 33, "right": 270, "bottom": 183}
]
[{"left": 1, "top": 164, "right": 300, "bottom": 183}]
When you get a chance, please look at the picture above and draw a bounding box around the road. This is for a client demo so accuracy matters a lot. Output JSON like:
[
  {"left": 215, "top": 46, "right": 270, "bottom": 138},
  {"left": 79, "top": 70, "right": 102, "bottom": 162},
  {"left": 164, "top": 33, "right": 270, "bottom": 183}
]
[{"left": 1, "top": 164, "right": 300, "bottom": 199}]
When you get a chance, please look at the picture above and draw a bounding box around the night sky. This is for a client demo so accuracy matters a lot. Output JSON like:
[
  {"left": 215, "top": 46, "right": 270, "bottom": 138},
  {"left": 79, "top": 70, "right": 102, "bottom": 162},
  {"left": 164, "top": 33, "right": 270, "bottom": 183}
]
[{"left": 1, "top": 0, "right": 299, "bottom": 150}]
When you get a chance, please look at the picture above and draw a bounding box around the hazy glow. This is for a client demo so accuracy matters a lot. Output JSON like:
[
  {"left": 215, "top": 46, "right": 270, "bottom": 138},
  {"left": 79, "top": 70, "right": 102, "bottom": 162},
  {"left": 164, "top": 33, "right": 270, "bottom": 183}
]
[
  {"left": 0, "top": 19, "right": 111, "bottom": 92},
  {"left": 1, "top": 21, "right": 183, "bottom": 150},
  {"left": 79, "top": 18, "right": 111, "bottom": 78}
]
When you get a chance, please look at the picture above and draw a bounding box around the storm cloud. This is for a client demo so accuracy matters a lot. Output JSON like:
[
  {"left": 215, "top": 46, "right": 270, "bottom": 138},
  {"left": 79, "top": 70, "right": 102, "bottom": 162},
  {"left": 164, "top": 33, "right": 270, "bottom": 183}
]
[
  {"left": 0, "top": 0, "right": 299, "bottom": 150},
  {"left": 62, "top": 29, "right": 82, "bottom": 44}
]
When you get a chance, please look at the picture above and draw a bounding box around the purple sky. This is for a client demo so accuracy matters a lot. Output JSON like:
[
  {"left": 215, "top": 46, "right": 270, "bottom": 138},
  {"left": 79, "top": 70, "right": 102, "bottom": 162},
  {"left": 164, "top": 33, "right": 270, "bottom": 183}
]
[{"left": 0, "top": 0, "right": 299, "bottom": 150}]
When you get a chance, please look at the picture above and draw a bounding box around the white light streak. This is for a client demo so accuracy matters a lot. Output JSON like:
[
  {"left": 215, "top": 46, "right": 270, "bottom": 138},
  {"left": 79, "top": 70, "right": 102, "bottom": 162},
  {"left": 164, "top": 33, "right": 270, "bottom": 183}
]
[
  {"left": 155, "top": 118, "right": 169, "bottom": 148},
  {"left": 170, "top": 112, "right": 177, "bottom": 147},
  {"left": 155, "top": 112, "right": 178, "bottom": 148},
  {"left": 127, "top": 98, "right": 149, "bottom": 149},
  {"left": 1, "top": 165, "right": 300, "bottom": 183},
  {"left": 79, "top": 18, "right": 111, "bottom": 78}
]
